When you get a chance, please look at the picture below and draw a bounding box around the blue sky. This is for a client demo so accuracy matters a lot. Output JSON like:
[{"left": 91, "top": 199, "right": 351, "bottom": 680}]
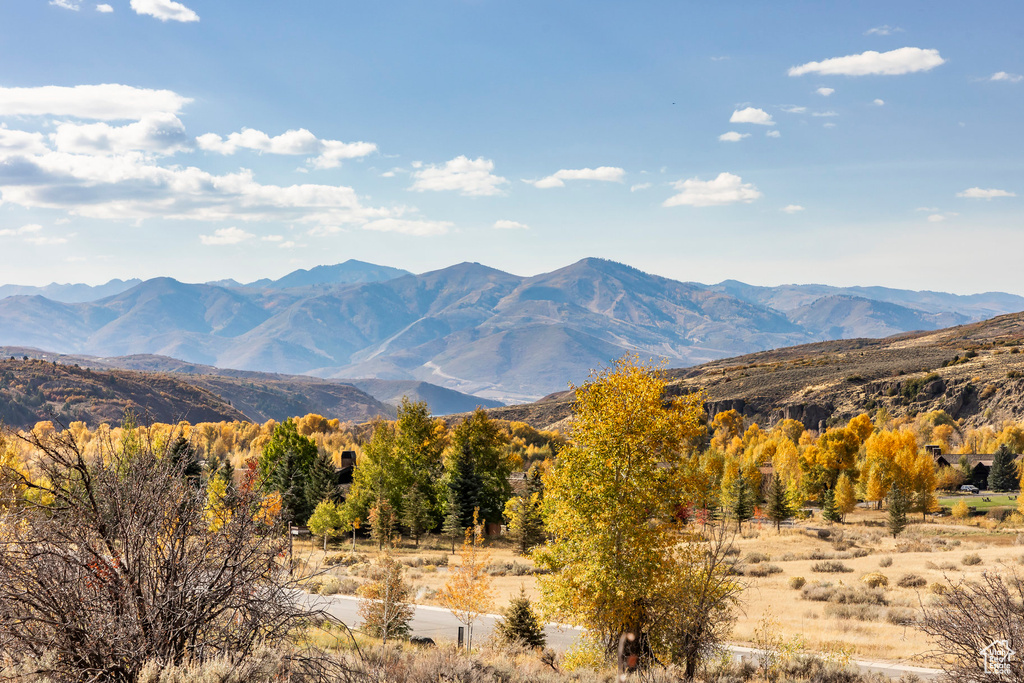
[{"left": 0, "top": 1, "right": 1021, "bottom": 293}]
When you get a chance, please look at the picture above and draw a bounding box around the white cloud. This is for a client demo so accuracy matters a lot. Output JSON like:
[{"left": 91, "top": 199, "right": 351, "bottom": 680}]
[
  {"left": 789, "top": 47, "right": 945, "bottom": 77},
  {"left": 200, "top": 227, "right": 254, "bottom": 245},
  {"left": 781, "top": 204, "right": 804, "bottom": 214},
  {"left": 410, "top": 156, "right": 507, "bottom": 196},
  {"left": 873, "top": 99, "right": 885, "bottom": 106},
  {"left": 494, "top": 219, "right": 529, "bottom": 230},
  {"left": 0, "top": 224, "right": 66, "bottom": 245},
  {"left": 956, "top": 187, "right": 1016, "bottom": 199},
  {"left": 663, "top": 172, "right": 762, "bottom": 208},
  {"left": 0, "top": 224, "right": 44, "bottom": 237},
  {"left": 816, "top": 87, "right": 835, "bottom": 96},
  {"left": 130, "top": 0, "right": 198, "bottom": 22},
  {"left": 927, "top": 214, "right": 946, "bottom": 222},
  {"left": 781, "top": 105, "right": 807, "bottom": 114},
  {"left": 0, "top": 128, "right": 49, "bottom": 155},
  {"left": 96, "top": 3, "right": 113, "bottom": 11},
  {"left": 25, "top": 235, "right": 68, "bottom": 246},
  {"left": 51, "top": 0, "right": 80, "bottom": 9},
  {"left": 766, "top": 130, "right": 781, "bottom": 138},
  {"left": 729, "top": 107, "right": 775, "bottom": 125},
  {"left": 630, "top": 182, "right": 652, "bottom": 192},
  {"left": 0, "top": 141, "right": 393, "bottom": 226},
  {"left": 811, "top": 111, "right": 838, "bottom": 117},
  {"left": 865, "top": 25, "right": 903, "bottom": 36},
  {"left": 718, "top": 131, "right": 750, "bottom": 142},
  {"left": 52, "top": 113, "right": 191, "bottom": 156},
  {"left": 362, "top": 218, "right": 452, "bottom": 236},
  {"left": 0, "top": 84, "right": 191, "bottom": 120},
  {"left": 990, "top": 71, "right": 1023, "bottom": 83},
  {"left": 261, "top": 235, "right": 284, "bottom": 242},
  {"left": 197, "top": 127, "right": 376, "bottom": 168},
  {"left": 526, "top": 166, "right": 626, "bottom": 189},
  {"left": 279, "top": 241, "right": 297, "bottom": 248},
  {"left": 822, "top": 122, "right": 837, "bottom": 128}
]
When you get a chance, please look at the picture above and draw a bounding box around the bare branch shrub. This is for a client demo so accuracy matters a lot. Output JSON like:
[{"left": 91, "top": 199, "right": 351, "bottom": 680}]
[
  {"left": 0, "top": 420, "right": 331, "bottom": 682},
  {"left": 918, "top": 568, "right": 1024, "bottom": 681}
]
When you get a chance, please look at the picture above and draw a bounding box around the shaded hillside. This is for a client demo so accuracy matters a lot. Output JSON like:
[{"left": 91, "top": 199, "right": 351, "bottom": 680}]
[
  {"left": 482, "top": 312, "right": 1024, "bottom": 432},
  {"left": 1, "top": 258, "right": 1022, "bottom": 403},
  {"left": 349, "top": 379, "right": 503, "bottom": 415},
  {"left": 0, "top": 357, "right": 246, "bottom": 430},
  {"left": 0, "top": 350, "right": 436, "bottom": 419}
]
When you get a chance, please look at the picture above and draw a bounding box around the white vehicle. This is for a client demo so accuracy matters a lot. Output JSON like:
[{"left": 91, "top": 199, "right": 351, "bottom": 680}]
[{"left": 960, "top": 485, "right": 979, "bottom": 494}]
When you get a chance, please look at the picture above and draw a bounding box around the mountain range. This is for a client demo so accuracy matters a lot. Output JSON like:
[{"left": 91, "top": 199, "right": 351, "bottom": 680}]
[{"left": 1, "top": 258, "right": 1022, "bottom": 403}]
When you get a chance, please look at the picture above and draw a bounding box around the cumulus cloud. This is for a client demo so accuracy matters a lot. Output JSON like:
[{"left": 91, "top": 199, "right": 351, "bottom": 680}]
[
  {"left": 130, "top": 0, "right": 198, "bottom": 22},
  {"left": 781, "top": 105, "right": 807, "bottom": 114},
  {"left": 873, "top": 99, "right": 885, "bottom": 106},
  {"left": 990, "top": 71, "right": 1023, "bottom": 83},
  {"left": 865, "top": 25, "right": 903, "bottom": 36},
  {"left": 494, "top": 219, "right": 529, "bottom": 230},
  {"left": 956, "top": 187, "right": 1016, "bottom": 199},
  {"left": 816, "top": 87, "right": 835, "bottom": 96},
  {"left": 52, "top": 113, "right": 191, "bottom": 156},
  {"left": 410, "top": 156, "right": 507, "bottom": 196},
  {"left": 526, "top": 166, "right": 625, "bottom": 189},
  {"left": 789, "top": 47, "right": 945, "bottom": 77},
  {"left": 766, "top": 130, "right": 781, "bottom": 138},
  {"left": 0, "top": 141, "right": 393, "bottom": 226},
  {"left": 50, "top": 0, "right": 80, "bottom": 9},
  {"left": 96, "top": 3, "right": 113, "bottom": 11},
  {"left": 200, "top": 227, "right": 254, "bottom": 245},
  {"left": 362, "top": 218, "right": 452, "bottom": 236},
  {"left": 261, "top": 235, "right": 284, "bottom": 242},
  {"left": 781, "top": 204, "right": 804, "bottom": 214},
  {"left": 729, "top": 107, "right": 775, "bottom": 125},
  {"left": 0, "top": 84, "right": 191, "bottom": 120},
  {"left": 630, "top": 182, "right": 652, "bottom": 192},
  {"left": 811, "top": 111, "right": 838, "bottom": 117},
  {"left": 718, "top": 132, "right": 749, "bottom": 142},
  {"left": 663, "top": 172, "right": 762, "bottom": 208},
  {"left": 197, "top": 128, "right": 376, "bottom": 169}
]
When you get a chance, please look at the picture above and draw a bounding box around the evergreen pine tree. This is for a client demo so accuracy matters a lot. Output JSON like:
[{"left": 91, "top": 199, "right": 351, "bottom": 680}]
[
  {"left": 168, "top": 436, "right": 201, "bottom": 484},
  {"left": 765, "top": 473, "right": 792, "bottom": 531},
  {"left": 495, "top": 587, "right": 546, "bottom": 649},
  {"left": 445, "top": 440, "right": 482, "bottom": 528},
  {"left": 988, "top": 443, "right": 1018, "bottom": 492},
  {"left": 887, "top": 484, "right": 909, "bottom": 539},
  {"left": 821, "top": 487, "right": 841, "bottom": 525},
  {"left": 731, "top": 473, "right": 754, "bottom": 529},
  {"left": 305, "top": 449, "right": 339, "bottom": 507},
  {"left": 259, "top": 419, "right": 318, "bottom": 523},
  {"left": 402, "top": 485, "right": 434, "bottom": 547},
  {"left": 442, "top": 489, "right": 464, "bottom": 554}
]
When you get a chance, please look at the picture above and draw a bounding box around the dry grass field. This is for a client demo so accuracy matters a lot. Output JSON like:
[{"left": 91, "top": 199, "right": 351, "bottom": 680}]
[{"left": 296, "top": 509, "right": 1024, "bottom": 668}]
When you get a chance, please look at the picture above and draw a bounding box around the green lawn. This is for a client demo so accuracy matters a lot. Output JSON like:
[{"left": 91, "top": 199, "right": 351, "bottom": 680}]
[{"left": 939, "top": 494, "right": 1020, "bottom": 511}]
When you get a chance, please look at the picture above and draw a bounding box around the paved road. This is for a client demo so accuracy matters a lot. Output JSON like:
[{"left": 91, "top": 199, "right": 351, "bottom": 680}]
[
  {"left": 314, "top": 593, "right": 580, "bottom": 650},
  {"left": 312, "top": 594, "right": 942, "bottom": 679}
]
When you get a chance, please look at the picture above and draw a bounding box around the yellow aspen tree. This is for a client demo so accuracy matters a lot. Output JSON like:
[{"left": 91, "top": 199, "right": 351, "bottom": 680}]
[
  {"left": 437, "top": 509, "right": 493, "bottom": 650},
  {"left": 833, "top": 473, "right": 856, "bottom": 522},
  {"left": 536, "top": 355, "right": 705, "bottom": 650}
]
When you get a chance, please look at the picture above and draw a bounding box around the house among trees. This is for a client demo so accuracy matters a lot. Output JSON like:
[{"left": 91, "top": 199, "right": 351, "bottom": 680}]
[{"left": 927, "top": 445, "right": 1023, "bottom": 490}]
